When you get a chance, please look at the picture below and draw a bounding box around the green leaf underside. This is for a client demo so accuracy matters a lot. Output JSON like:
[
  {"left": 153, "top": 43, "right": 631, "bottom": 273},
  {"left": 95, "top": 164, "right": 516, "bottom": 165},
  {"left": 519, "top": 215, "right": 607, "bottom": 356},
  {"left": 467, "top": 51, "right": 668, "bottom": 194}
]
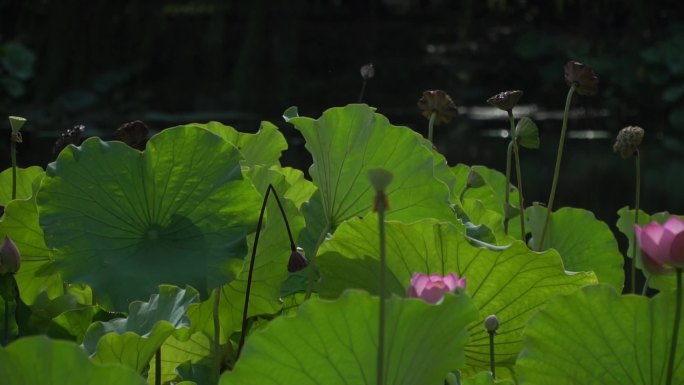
[
  {"left": 290, "top": 104, "right": 454, "bottom": 254},
  {"left": 616, "top": 207, "right": 682, "bottom": 292},
  {"left": 220, "top": 289, "right": 478, "bottom": 385},
  {"left": 0, "top": 165, "right": 43, "bottom": 205},
  {"left": 0, "top": 173, "right": 62, "bottom": 305},
  {"left": 527, "top": 205, "right": 624, "bottom": 290},
  {"left": 38, "top": 126, "right": 261, "bottom": 310},
  {"left": 83, "top": 285, "right": 200, "bottom": 372},
  {"left": 517, "top": 284, "right": 684, "bottom": 385},
  {"left": 316, "top": 216, "right": 597, "bottom": 375},
  {"left": 0, "top": 335, "right": 146, "bottom": 385}
]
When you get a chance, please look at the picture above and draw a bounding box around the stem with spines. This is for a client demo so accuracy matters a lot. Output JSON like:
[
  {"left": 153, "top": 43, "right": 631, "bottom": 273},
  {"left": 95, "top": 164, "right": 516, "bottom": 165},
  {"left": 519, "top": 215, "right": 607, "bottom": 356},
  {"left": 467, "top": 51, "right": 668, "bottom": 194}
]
[
  {"left": 631, "top": 151, "right": 641, "bottom": 294},
  {"left": 503, "top": 141, "right": 513, "bottom": 234},
  {"left": 508, "top": 110, "right": 526, "bottom": 240}
]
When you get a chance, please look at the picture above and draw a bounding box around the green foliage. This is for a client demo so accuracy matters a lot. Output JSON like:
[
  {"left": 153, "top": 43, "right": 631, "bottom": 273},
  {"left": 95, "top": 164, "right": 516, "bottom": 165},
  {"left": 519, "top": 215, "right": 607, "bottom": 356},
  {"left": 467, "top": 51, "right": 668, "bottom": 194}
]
[
  {"left": 0, "top": 335, "right": 146, "bottom": 384},
  {"left": 220, "top": 290, "right": 478, "bottom": 385},
  {"left": 517, "top": 284, "right": 684, "bottom": 384},
  {"left": 37, "top": 126, "right": 262, "bottom": 310},
  {"left": 315, "top": 216, "right": 596, "bottom": 375}
]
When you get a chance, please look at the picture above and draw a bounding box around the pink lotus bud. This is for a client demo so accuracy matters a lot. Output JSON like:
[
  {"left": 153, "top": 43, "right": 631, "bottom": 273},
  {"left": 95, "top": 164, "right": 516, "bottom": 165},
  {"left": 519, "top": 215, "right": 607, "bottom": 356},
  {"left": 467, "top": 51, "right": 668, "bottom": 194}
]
[
  {"left": 407, "top": 272, "right": 466, "bottom": 304},
  {"left": 0, "top": 235, "right": 21, "bottom": 274},
  {"left": 634, "top": 216, "right": 684, "bottom": 275}
]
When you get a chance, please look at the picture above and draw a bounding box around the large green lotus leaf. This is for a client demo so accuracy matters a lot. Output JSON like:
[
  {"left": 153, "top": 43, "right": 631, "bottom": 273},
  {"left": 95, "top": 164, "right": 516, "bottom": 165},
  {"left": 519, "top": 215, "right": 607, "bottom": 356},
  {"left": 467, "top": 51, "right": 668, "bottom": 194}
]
[
  {"left": 0, "top": 165, "right": 43, "bottom": 204},
  {"left": 220, "top": 289, "right": 478, "bottom": 385},
  {"left": 147, "top": 332, "right": 214, "bottom": 385},
  {"left": 0, "top": 335, "right": 146, "bottom": 385},
  {"left": 616, "top": 207, "right": 681, "bottom": 292},
  {"left": 0, "top": 174, "right": 62, "bottom": 305},
  {"left": 182, "top": 121, "right": 287, "bottom": 169},
  {"left": 290, "top": 104, "right": 454, "bottom": 254},
  {"left": 316, "top": 216, "right": 597, "bottom": 375},
  {"left": 83, "top": 285, "right": 200, "bottom": 372},
  {"left": 526, "top": 205, "right": 624, "bottom": 290},
  {"left": 187, "top": 165, "right": 306, "bottom": 343},
  {"left": 454, "top": 164, "right": 520, "bottom": 219},
  {"left": 38, "top": 126, "right": 261, "bottom": 310},
  {"left": 516, "top": 284, "right": 684, "bottom": 384}
]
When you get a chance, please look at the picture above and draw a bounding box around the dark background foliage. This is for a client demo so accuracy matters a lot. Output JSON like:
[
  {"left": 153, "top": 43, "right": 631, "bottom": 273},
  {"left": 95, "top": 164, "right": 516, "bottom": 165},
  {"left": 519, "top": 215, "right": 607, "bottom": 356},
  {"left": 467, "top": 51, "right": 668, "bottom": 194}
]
[{"left": 1, "top": 0, "right": 683, "bottom": 224}]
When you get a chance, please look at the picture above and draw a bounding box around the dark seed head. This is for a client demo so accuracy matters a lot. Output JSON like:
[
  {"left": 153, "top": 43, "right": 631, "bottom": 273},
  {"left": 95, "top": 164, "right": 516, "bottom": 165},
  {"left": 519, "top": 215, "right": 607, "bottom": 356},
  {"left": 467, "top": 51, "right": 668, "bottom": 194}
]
[
  {"left": 287, "top": 247, "right": 309, "bottom": 273},
  {"left": 486, "top": 90, "right": 523, "bottom": 112},
  {"left": 360, "top": 63, "right": 375, "bottom": 80},
  {"left": 115, "top": 120, "right": 149, "bottom": 150},
  {"left": 564, "top": 61, "right": 599, "bottom": 96},
  {"left": 613, "top": 126, "right": 645, "bottom": 159},
  {"left": 417, "top": 90, "right": 459, "bottom": 126}
]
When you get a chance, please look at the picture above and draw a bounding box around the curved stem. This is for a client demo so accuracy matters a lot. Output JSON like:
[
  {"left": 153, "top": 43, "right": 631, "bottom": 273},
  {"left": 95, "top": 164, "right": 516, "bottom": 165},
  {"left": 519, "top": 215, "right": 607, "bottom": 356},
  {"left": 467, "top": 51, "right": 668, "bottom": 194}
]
[
  {"left": 642, "top": 276, "right": 650, "bottom": 296},
  {"left": 503, "top": 141, "right": 513, "bottom": 235},
  {"left": 428, "top": 112, "right": 437, "bottom": 144},
  {"left": 238, "top": 185, "right": 296, "bottom": 356},
  {"left": 376, "top": 196, "right": 387, "bottom": 385},
  {"left": 489, "top": 331, "right": 496, "bottom": 379},
  {"left": 459, "top": 186, "right": 469, "bottom": 204},
  {"left": 213, "top": 287, "right": 221, "bottom": 380},
  {"left": 666, "top": 268, "right": 682, "bottom": 385},
  {"left": 538, "top": 84, "right": 576, "bottom": 251},
  {"left": 508, "top": 110, "right": 526, "bottom": 241},
  {"left": 631, "top": 152, "right": 641, "bottom": 294}
]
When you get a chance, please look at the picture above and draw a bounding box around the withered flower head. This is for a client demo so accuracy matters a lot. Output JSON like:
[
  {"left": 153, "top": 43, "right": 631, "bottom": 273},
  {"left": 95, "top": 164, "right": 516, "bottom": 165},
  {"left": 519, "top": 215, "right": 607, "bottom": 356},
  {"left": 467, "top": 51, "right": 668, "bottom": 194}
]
[
  {"left": 115, "top": 120, "right": 149, "bottom": 150},
  {"left": 360, "top": 63, "right": 375, "bottom": 80},
  {"left": 487, "top": 90, "right": 523, "bottom": 112},
  {"left": 613, "top": 126, "right": 645, "bottom": 159},
  {"left": 564, "top": 61, "right": 599, "bottom": 96},
  {"left": 287, "top": 247, "right": 309, "bottom": 273},
  {"left": 417, "top": 90, "right": 459, "bottom": 125},
  {"left": 53, "top": 124, "right": 85, "bottom": 154}
]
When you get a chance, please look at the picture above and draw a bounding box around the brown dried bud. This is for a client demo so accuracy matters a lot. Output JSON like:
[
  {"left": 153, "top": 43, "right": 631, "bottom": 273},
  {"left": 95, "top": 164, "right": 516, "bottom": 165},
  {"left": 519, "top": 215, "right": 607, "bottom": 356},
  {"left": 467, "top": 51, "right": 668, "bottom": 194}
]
[
  {"left": 360, "top": 63, "right": 375, "bottom": 80},
  {"left": 486, "top": 90, "right": 523, "bottom": 112},
  {"left": 613, "top": 126, "right": 645, "bottom": 159},
  {"left": 115, "top": 120, "right": 149, "bottom": 150},
  {"left": 0, "top": 236, "right": 21, "bottom": 274},
  {"left": 417, "top": 90, "right": 459, "bottom": 126},
  {"left": 564, "top": 61, "right": 599, "bottom": 96},
  {"left": 287, "top": 247, "right": 309, "bottom": 273}
]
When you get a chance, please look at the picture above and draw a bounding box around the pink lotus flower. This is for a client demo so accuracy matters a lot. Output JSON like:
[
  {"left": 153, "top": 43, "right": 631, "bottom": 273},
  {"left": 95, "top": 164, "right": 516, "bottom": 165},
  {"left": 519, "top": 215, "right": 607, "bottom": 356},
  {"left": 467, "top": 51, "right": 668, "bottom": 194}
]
[
  {"left": 407, "top": 273, "right": 466, "bottom": 304},
  {"left": 634, "top": 216, "right": 684, "bottom": 274}
]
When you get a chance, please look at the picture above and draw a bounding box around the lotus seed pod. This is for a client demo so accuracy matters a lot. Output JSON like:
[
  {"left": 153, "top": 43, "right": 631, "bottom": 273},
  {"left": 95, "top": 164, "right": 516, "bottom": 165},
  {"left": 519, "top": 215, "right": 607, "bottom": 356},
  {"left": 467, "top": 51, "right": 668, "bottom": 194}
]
[
  {"left": 613, "top": 126, "right": 644, "bottom": 159},
  {"left": 486, "top": 90, "right": 523, "bottom": 112},
  {"left": 564, "top": 61, "right": 599, "bottom": 96},
  {"left": 360, "top": 63, "right": 375, "bottom": 80},
  {"left": 484, "top": 314, "right": 499, "bottom": 333},
  {"left": 417, "top": 90, "right": 459, "bottom": 125},
  {"left": 9, "top": 116, "right": 27, "bottom": 133},
  {"left": 287, "top": 247, "right": 309, "bottom": 273},
  {"left": 115, "top": 120, "right": 149, "bottom": 150},
  {"left": 0, "top": 236, "right": 21, "bottom": 274}
]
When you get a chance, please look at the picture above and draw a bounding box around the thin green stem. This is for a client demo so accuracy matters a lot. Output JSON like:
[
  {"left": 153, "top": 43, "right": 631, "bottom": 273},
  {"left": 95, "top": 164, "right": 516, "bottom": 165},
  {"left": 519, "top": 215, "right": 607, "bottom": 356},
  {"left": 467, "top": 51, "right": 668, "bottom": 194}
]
[
  {"left": 666, "top": 268, "right": 682, "bottom": 385},
  {"left": 376, "top": 196, "right": 387, "bottom": 385},
  {"left": 642, "top": 276, "right": 650, "bottom": 296},
  {"left": 428, "top": 112, "right": 437, "bottom": 144},
  {"left": 359, "top": 79, "right": 367, "bottom": 103},
  {"left": 631, "top": 152, "right": 641, "bottom": 294},
  {"left": 459, "top": 186, "right": 469, "bottom": 204},
  {"left": 11, "top": 140, "right": 17, "bottom": 200},
  {"left": 538, "top": 84, "right": 576, "bottom": 251},
  {"left": 155, "top": 348, "right": 162, "bottom": 385},
  {"left": 489, "top": 331, "right": 496, "bottom": 379},
  {"left": 503, "top": 141, "right": 513, "bottom": 235},
  {"left": 3, "top": 298, "right": 8, "bottom": 345},
  {"left": 213, "top": 287, "right": 221, "bottom": 381},
  {"left": 508, "top": 110, "right": 526, "bottom": 241}
]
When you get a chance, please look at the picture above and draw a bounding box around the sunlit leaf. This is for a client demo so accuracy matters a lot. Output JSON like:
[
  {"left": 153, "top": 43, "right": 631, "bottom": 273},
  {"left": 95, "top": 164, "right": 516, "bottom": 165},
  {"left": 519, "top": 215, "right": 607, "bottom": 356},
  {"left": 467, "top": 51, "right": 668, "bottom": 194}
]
[{"left": 0, "top": 166, "right": 43, "bottom": 205}]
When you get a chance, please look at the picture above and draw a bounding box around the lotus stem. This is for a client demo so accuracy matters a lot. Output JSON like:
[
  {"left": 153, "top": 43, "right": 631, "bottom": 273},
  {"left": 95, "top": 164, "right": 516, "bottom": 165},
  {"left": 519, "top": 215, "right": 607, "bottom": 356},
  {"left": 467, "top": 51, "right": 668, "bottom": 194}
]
[
  {"left": 508, "top": 111, "right": 526, "bottom": 240},
  {"left": 428, "top": 112, "right": 437, "bottom": 144},
  {"left": 538, "top": 84, "right": 576, "bottom": 250},
  {"left": 489, "top": 331, "right": 496, "bottom": 379},
  {"left": 155, "top": 348, "right": 162, "bottom": 385},
  {"left": 359, "top": 79, "right": 367, "bottom": 103},
  {"left": 238, "top": 185, "right": 296, "bottom": 356},
  {"left": 213, "top": 287, "right": 221, "bottom": 380},
  {"left": 376, "top": 195, "right": 388, "bottom": 385},
  {"left": 503, "top": 141, "right": 513, "bottom": 234},
  {"left": 631, "top": 151, "right": 641, "bottom": 294},
  {"left": 666, "top": 268, "right": 682, "bottom": 385},
  {"left": 305, "top": 223, "right": 330, "bottom": 300},
  {"left": 11, "top": 140, "right": 17, "bottom": 200}
]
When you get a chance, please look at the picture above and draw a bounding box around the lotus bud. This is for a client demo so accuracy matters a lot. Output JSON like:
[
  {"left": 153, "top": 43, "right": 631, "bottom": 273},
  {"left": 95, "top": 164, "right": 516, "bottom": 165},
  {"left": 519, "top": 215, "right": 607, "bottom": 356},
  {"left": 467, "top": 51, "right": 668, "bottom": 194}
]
[
  {"left": 0, "top": 236, "right": 21, "bottom": 274},
  {"left": 287, "top": 247, "right": 309, "bottom": 273},
  {"left": 634, "top": 216, "right": 684, "bottom": 275},
  {"left": 484, "top": 314, "right": 500, "bottom": 334},
  {"left": 360, "top": 63, "right": 375, "bottom": 80},
  {"left": 613, "top": 125, "right": 644, "bottom": 159},
  {"left": 564, "top": 61, "right": 599, "bottom": 96},
  {"left": 417, "top": 90, "right": 459, "bottom": 125},
  {"left": 407, "top": 272, "right": 466, "bottom": 304},
  {"left": 467, "top": 169, "right": 486, "bottom": 189},
  {"left": 486, "top": 90, "right": 523, "bottom": 112},
  {"left": 115, "top": 120, "right": 149, "bottom": 150}
]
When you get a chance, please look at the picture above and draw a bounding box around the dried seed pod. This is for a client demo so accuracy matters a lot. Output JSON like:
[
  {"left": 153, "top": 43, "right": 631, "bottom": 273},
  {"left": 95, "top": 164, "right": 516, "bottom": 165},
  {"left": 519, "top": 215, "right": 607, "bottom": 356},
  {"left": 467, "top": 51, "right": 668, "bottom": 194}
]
[
  {"left": 564, "top": 61, "right": 599, "bottom": 96},
  {"left": 417, "top": 90, "right": 459, "bottom": 125},
  {"left": 613, "top": 126, "right": 645, "bottom": 159},
  {"left": 115, "top": 120, "right": 149, "bottom": 150},
  {"left": 486, "top": 90, "right": 523, "bottom": 112},
  {"left": 360, "top": 63, "right": 375, "bottom": 80}
]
